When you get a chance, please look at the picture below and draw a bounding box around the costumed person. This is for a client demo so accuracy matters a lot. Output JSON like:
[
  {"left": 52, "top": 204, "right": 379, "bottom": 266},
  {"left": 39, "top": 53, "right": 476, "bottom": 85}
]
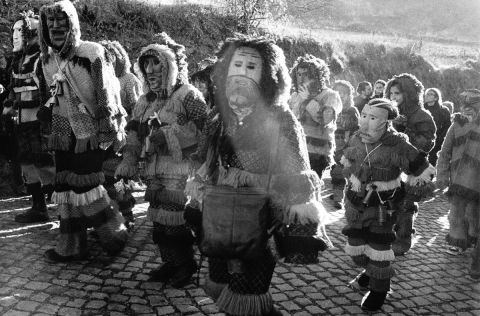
[
  {"left": 115, "top": 33, "right": 208, "bottom": 288},
  {"left": 424, "top": 87, "right": 451, "bottom": 166},
  {"left": 190, "top": 57, "right": 216, "bottom": 111},
  {"left": 288, "top": 54, "right": 342, "bottom": 180},
  {"left": 330, "top": 79, "right": 359, "bottom": 209},
  {"left": 354, "top": 81, "right": 372, "bottom": 113},
  {"left": 2, "top": 11, "right": 55, "bottom": 223},
  {"left": 436, "top": 90, "right": 480, "bottom": 277},
  {"left": 372, "top": 79, "right": 386, "bottom": 99},
  {"left": 185, "top": 36, "right": 332, "bottom": 316},
  {"left": 385, "top": 73, "right": 436, "bottom": 256},
  {"left": 38, "top": 0, "right": 128, "bottom": 261},
  {"left": 99, "top": 40, "right": 143, "bottom": 230},
  {"left": 341, "top": 98, "right": 435, "bottom": 311}
]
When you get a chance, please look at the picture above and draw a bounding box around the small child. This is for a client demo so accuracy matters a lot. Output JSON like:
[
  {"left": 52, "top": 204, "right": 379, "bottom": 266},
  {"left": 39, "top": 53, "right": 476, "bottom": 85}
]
[
  {"left": 331, "top": 80, "right": 359, "bottom": 209},
  {"left": 436, "top": 89, "right": 480, "bottom": 279}
]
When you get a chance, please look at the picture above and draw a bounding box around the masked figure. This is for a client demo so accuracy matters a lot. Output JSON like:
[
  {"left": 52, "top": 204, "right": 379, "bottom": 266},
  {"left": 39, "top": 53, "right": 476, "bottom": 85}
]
[
  {"left": 185, "top": 36, "right": 331, "bottom": 316},
  {"left": 38, "top": 0, "right": 128, "bottom": 262},
  {"left": 288, "top": 54, "right": 342, "bottom": 180},
  {"left": 385, "top": 73, "right": 436, "bottom": 256},
  {"left": 437, "top": 89, "right": 480, "bottom": 278},
  {"left": 2, "top": 11, "right": 55, "bottom": 223},
  {"left": 115, "top": 33, "right": 208, "bottom": 288},
  {"left": 341, "top": 98, "right": 435, "bottom": 311}
]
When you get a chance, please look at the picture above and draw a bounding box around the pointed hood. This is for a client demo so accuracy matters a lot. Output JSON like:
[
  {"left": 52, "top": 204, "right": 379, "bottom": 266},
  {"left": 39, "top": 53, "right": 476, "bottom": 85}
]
[{"left": 39, "top": 0, "right": 81, "bottom": 61}]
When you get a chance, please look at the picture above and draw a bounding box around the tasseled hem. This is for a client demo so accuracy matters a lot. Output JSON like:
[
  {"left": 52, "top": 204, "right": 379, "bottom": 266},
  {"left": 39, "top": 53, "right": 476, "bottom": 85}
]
[
  {"left": 52, "top": 185, "right": 110, "bottom": 207},
  {"left": 55, "top": 171, "right": 105, "bottom": 187},
  {"left": 145, "top": 188, "right": 187, "bottom": 205},
  {"left": 217, "top": 286, "right": 272, "bottom": 316},
  {"left": 184, "top": 178, "right": 205, "bottom": 205},
  {"left": 283, "top": 200, "right": 327, "bottom": 226},
  {"left": 148, "top": 156, "right": 192, "bottom": 177},
  {"left": 147, "top": 206, "right": 185, "bottom": 225},
  {"left": 405, "top": 182, "right": 435, "bottom": 200},
  {"left": 48, "top": 135, "right": 71, "bottom": 151},
  {"left": 204, "top": 277, "right": 227, "bottom": 301},
  {"left": 366, "top": 264, "right": 395, "bottom": 279},
  {"left": 115, "top": 163, "right": 138, "bottom": 179},
  {"left": 345, "top": 243, "right": 366, "bottom": 257},
  {"left": 74, "top": 135, "right": 100, "bottom": 153},
  {"left": 445, "top": 234, "right": 469, "bottom": 250},
  {"left": 365, "top": 245, "right": 395, "bottom": 261}
]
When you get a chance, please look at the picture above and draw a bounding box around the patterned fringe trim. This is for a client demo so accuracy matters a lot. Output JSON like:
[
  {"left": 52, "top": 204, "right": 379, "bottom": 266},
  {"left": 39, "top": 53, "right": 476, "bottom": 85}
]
[
  {"left": 204, "top": 277, "right": 227, "bottom": 301},
  {"left": 55, "top": 171, "right": 105, "bottom": 187},
  {"left": 74, "top": 135, "right": 99, "bottom": 153},
  {"left": 217, "top": 286, "right": 272, "bottom": 316},
  {"left": 147, "top": 206, "right": 185, "bottom": 225},
  {"left": 145, "top": 188, "right": 187, "bottom": 205},
  {"left": 184, "top": 178, "right": 205, "bottom": 205},
  {"left": 405, "top": 182, "right": 435, "bottom": 198},
  {"left": 366, "top": 263, "right": 396, "bottom": 279},
  {"left": 445, "top": 234, "right": 469, "bottom": 250},
  {"left": 365, "top": 245, "right": 395, "bottom": 261},
  {"left": 115, "top": 163, "right": 138, "bottom": 179},
  {"left": 349, "top": 175, "right": 401, "bottom": 193},
  {"left": 162, "top": 126, "right": 182, "bottom": 162},
  {"left": 52, "top": 185, "right": 110, "bottom": 207},
  {"left": 284, "top": 200, "right": 325, "bottom": 225},
  {"left": 345, "top": 244, "right": 395, "bottom": 261},
  {"left": 147, "top": 156, "right": 192, "bottom": 177},
  {"left": 345, "top": 243, "right": 366, "bottom": 257},
  {"left": 406, "top": 164, "right": 435, "bottom": 186},
  {"left": 48, "top": 135, "right": 71, "bottom": 151}
]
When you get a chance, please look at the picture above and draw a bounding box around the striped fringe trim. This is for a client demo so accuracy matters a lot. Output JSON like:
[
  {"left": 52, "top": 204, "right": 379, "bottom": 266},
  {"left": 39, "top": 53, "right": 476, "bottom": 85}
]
[
  {"left": 366, "top": 263, "right": 396, "bottom": 279},
  {"left": 406, "top": 164, "right": 435, "bottom": 186},
  {"left": 146, "top": 156, "right": 192, "bottom": 178},
  {"left": 147, "top": 206, "right": 185, "bottom": 225},
  {"left": 284, "top": 200, "right": 324, "bottom": 226},
  {"left": 144, "top": 188, "right": 187, "bottom": 205},
  {"left": 48, "top": 134, "right": 71, "bottom": 151},
  {"left": 345, "top": 244, "right": 395, "bottom": 262},
  {"left": 204, "top": 277, "right": 227, "bottom": 301},
  {"left": 74, "top": 135, "right": 99, "bottom": 153},
  {"left": 52, "top": 185, "right": 110, "bottom": 207},
  {"left": 115, "top": 163, "right": 138, "bottom": 179},
  {"left": 217, "top": 286, "right": 272, "bottom": 316},
  {"left": 55, "top": 171, "right": 105, "bottom": 187}
]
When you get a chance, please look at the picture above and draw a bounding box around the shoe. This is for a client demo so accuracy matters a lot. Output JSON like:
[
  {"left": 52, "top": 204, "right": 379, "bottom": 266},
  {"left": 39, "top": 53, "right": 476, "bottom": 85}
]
[
  {"left": 15, "top": 209, "right": 49, "bottom": 223},
  {"left": 361, "top": 290, "right": 387, "bottom": 312},
  {"left": 148, "top": 263, "right": 176, "bottom": 282},
  {"left": 44, "top": 249, "right": 87, "bottom": 263},
  {"left": 170, "top": 260, "right": 198, "bottom": 288},
  {"left": 447, "top": 246, "right": 466, "bottom": 255}
]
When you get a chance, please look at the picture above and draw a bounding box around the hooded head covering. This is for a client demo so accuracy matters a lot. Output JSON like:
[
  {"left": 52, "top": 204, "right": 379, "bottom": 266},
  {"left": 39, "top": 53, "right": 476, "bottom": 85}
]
[
  {"left": 385, "top": 73, "right": 424, "bottom": 115},
  {"left": 290, "top": 54, "right": 330, "bottom": 94},
  {"left": 135, "top": 33, "right": 188, "bottom": 99},
  {"left": 39, "top": 0, "right": 81, "bottom": 61},
  {"left": 100, "top": 40, "right": 132, "bottom": 77}
]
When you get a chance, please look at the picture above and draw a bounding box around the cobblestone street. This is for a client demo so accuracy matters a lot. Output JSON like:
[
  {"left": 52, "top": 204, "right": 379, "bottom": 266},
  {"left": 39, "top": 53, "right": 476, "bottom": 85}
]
[{"left": 1, "top": 179, "right": 480, "bottom": 316}]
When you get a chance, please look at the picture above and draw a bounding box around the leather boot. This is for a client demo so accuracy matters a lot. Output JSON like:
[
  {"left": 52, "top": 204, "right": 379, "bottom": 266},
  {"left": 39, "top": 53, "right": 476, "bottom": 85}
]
[
  {"left": 15, "top": 182, "right": 49, "bottom": 223},
  {"left": 170, "top": 260, "right": 198, "bottom": 288},
  {"left": 148, "top": 262, "right": 177, "bottom": 282},
  {"left": 361, "top": 290, "right": 387, "bottom": 312}
]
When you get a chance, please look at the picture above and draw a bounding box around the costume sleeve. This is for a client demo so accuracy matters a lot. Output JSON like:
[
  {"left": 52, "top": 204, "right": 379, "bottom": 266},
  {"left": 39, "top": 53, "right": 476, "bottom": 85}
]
[
  {"left": 436, "top": 124, "right": 454, "bottom": 185},
  {"left": 122, "top": 74, "right": 142, "bottom": 115},
  {"left": 90, "top": 55, "right": 127, "bottom": 144},
  {"left": 115, "top": 120, "right": 141, "bottom": 179},
  {"left": 179, "top": 90, "right": 207, "bottom": 130},
  {"left": 269, "top": 112, "right": 332, "bottom": 263}
]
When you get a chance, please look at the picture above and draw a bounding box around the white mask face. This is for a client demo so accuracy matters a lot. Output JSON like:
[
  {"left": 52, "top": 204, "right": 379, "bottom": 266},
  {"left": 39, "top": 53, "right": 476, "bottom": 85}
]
[
  {"left": 143, "top": 55, "right": 166, "bottom": 93},
  {"left": 12, "top": 20, "right": 24, "bottom": 52},
  {"left": 359, "top": 104, "right": 388, "bottom": 143},
  {"left": 226, "top": 47, "right": 263, "bottom": 123}
]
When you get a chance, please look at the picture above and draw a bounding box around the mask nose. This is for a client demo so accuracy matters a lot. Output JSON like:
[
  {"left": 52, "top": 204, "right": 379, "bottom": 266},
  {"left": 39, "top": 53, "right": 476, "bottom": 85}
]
[{"left": 145, "top": 61, "right": 153, "bottom": 74}]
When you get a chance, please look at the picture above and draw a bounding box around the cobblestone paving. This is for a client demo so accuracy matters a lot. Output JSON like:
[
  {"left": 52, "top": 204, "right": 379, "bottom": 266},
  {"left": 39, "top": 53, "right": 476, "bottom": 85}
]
[{"left": 1, "top": 180, "right": 480, "bottom": 316}]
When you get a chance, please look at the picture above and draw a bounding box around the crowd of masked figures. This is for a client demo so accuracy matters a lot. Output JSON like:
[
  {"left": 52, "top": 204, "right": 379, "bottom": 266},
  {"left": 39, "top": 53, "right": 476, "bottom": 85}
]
[{"left": 1, "top": 1, "right": 480, "bottom": 315}]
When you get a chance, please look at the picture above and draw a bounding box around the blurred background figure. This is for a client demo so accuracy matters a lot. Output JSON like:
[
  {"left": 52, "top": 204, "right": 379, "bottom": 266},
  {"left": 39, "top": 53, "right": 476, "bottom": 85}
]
[
  {"left": 372, "top": 79, "right": 386, "bottom": 99},
  {"left": 354, "top": 81, "right": 372, "bottom": 113}
]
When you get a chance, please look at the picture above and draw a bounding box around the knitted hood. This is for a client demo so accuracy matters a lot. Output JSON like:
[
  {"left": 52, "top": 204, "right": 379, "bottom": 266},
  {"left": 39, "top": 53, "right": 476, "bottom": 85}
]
[{"left": 39, "top": 0, "right": 81, "bottom": 61}]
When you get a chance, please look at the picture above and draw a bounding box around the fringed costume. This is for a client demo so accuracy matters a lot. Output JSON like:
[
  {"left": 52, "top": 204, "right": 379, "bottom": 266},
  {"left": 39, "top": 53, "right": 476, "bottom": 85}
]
[
  {"left": 186, "top": 37, "right": 331, "bottom": 316},
  {"left": 115, "top": 34, "right": 208, "bottom": 287},
  {"left": 100, "top": 40, "right": 142, "bottom": 229},
  {"left": 385, "top": 73, "right": 436, "bottom": 256},
  {"left": 3, "top": 12, "right": 55, "bottom": 223},
  {"left": 288, "top": 55, "right": 342, "bottom": 180},
  {"left": 437, "top": 90, "right": 480, "bottom": 279},
  {"left": 341, "top": 99, "right": 435, "bottom": 311},
  {"left": 39, "top": 0, "right": 128, "bottom": 261}
]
